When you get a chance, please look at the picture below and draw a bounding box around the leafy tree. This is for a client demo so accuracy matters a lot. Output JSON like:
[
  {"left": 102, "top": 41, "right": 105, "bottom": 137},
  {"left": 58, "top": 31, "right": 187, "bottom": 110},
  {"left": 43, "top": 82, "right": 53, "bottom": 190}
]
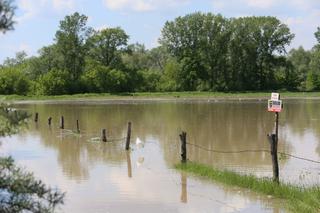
[
  {"left": 55, "top": 12, "right": 92, "bottom": 84},
  {"left": 147, "top": 46, "right": 170, "bottom": 72},
  {"left": 2, "top": 51, "right": 27, "bottom": 67},
  {"left": 158, "top": 58, "right": 181, "bottom": 91},
  {"left": 315, "top": 27, "right": 320, "bottom": 44},
  {"left": 82, "top": 61, "right": 128, "bottom": 93},
  {"left": 0, "top": 67, "right": 30, "bottom": 95},
  {"left": 37, "top": 69, "right": 71, "bottom": 95},
  {"left": 0, "top": 0, "right": 15, "bottom": 33},
  {"left": 122, "top": 43, "right": 150, "bottom": 71},
  {"left": 288, "top": 47, "right": 312, "bottom": 90},
  {"left": 88, "top": 27, "right": 129, "bottom": 68}
]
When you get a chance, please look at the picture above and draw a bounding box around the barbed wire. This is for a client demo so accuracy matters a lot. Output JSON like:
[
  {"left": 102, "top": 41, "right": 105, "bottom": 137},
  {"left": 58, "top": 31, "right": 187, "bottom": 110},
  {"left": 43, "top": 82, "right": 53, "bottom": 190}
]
[{"left": 186, "top": 142, "right": 320, "bottom": 164}]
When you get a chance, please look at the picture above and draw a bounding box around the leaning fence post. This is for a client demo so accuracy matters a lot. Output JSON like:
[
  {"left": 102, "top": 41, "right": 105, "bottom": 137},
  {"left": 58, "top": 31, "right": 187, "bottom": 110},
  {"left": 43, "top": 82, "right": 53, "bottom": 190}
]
[
  {"left": 125, "top": 122, "right": 132, "bottom": 150},
  {"left": 48, "top": 117, "right": 52, "bottom": 126},
  {"left": 34, "top": 112, "right": 39, "bottom": 122},
  {"left": 267, "top": 133, "right": 279, "bottom": 183},
  {"left": 60, "top": 116, "right": 64, "bottom": 129},
  {"left": 180, "top": 131, "right": 187, "bottom": 163},
  {"left": 101, "top": 129, "right": 107, "bottom": 142}
]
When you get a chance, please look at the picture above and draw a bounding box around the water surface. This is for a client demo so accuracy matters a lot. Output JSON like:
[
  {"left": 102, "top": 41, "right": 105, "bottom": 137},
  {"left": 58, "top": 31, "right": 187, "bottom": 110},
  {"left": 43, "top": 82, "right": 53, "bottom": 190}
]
[{"left": 1, "top": 99, "right": 320, "bottom": 212}]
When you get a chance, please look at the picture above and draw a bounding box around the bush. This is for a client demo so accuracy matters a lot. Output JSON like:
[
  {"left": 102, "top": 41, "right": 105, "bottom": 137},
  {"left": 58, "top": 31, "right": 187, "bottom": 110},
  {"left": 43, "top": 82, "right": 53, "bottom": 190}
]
[
  {"left": 0, "top": 67, "right": 30, "bottom": 95},
  {"left": 37, "top": 69, "right": 71, "bottom": 95},
  {"left": 81, "top": 64, "right": 128, "bottom": 93}
]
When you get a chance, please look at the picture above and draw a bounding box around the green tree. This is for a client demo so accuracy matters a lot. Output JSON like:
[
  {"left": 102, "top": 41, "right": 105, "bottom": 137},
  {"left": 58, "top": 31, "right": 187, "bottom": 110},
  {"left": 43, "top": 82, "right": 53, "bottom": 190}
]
[
  {"left": 82, "top": 60, "right": 128, "bottom": 93},
  {"left": 288, "top": 47, "right": 312, "bottom": 90},
  {"left": 0, "top": 0, "right": 15, "bottom": 33},
  {"left": 0, "top": 67, "right": 30, "bottom": 95},
  {"left": 36, "top": 69, "right": 71, "bottom": 95},
  {"left": 315, "top": 27, "right": 320, "bottom": 44},
  {"left": 55, "top": 12, "right": 92, "bottom": 85},
  {"left": 88, "top": 27, "right": 129, "bottom": 68}
]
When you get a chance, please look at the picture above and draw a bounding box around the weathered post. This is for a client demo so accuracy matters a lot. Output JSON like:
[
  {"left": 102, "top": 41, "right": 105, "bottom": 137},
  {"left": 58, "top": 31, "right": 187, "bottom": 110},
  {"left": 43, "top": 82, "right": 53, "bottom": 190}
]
[
  {"left": 180, "top": 131, "right": 187, "bottom": 162},
  {"left": 267, "top": 133, "right": 279, "bottom": 183},
  {"left": 101, "top": 129, "right": 107, "bottom": 142},
  {"left": 125, "top": 122, "right": 132, "bottom": 150},
  {"left": 60, "top": 116, "right": 64, "bottom": 129},
  {"left": 267, "top": 92, "right": 282, "bottom": 183},
  {"left": 34, "top": 112, "right": 39, "bottom": 122},
  {"left": 48, "top": 117, "right": 52, "bottom": 126},
  {"left": 76, "top": 120, "right": 80, "bottom": 133}
]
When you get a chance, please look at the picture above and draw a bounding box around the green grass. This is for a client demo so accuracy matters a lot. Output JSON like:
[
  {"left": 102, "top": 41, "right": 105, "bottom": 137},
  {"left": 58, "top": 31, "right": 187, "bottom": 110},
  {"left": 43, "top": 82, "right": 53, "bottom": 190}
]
[
  {"left": 176, "top": 162, "right": 320, "bottom": 212},
  {"left": 1, "top": 91, "right": 320, "bottom": 102}
]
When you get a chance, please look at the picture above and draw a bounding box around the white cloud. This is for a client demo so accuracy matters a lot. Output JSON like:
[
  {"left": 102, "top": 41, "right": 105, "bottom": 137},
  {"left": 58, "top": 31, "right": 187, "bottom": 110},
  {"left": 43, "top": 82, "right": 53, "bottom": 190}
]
[
  {"left": 52, "top": 0, "right": 76, "bottom": 10},
  {"left": 244, "top": 0, "right": 277, "bottom": 9},
  {"left": 17, "top": 0, "right": 77, "bottom": 22},
  {"left": 103, "top": 0, "right": 189, "bottom": 12}
]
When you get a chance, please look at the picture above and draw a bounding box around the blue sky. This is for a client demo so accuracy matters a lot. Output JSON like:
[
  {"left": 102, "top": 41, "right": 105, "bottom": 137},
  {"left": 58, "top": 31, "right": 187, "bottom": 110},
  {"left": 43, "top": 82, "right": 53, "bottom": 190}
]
[{"left": 0, "top": 0, "right": 319, "bottom": 62}]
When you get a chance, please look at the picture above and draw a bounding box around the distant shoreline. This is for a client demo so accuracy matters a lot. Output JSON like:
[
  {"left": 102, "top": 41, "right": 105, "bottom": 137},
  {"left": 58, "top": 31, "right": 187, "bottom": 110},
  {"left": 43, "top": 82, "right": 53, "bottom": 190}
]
[{"left": 1, "top": 92, "right": 320, "bottom": 104}]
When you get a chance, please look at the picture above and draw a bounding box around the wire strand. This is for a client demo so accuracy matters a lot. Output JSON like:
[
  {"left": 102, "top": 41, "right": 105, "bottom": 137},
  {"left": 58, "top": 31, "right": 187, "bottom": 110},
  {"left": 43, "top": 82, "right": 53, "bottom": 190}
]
[{"left": 186, "top": 142, "right": 320, "bottom": 164}]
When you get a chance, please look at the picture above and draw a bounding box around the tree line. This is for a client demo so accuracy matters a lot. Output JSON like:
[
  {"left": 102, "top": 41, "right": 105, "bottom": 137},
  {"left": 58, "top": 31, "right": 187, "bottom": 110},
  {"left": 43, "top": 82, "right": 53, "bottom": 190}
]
[{"left": 0, "top": 12, "right": 320, "bottom": 95}]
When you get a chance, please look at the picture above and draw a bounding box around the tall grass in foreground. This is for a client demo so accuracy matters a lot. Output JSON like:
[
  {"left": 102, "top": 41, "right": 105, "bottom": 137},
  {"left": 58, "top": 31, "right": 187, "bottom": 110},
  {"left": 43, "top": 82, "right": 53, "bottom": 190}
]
[{"left": 175, "top": 162, "right": 320, "bottom": 212}]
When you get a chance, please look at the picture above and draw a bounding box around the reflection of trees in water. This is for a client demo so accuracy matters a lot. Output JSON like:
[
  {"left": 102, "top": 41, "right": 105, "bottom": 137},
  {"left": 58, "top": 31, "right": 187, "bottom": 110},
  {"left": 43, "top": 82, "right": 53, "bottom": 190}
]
[
  {"left": 17, "top": 101, "right": 320, "bottom": 180},
  {"left": 281, "top": 100, "right": 320, "bottom": 156}
]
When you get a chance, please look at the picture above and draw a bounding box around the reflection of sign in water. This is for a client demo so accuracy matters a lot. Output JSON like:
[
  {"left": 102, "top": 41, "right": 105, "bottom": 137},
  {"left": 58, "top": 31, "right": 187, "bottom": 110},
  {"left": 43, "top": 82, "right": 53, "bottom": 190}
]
[{"left": 268, "top": 100, "right": 282, "bottom": 112}]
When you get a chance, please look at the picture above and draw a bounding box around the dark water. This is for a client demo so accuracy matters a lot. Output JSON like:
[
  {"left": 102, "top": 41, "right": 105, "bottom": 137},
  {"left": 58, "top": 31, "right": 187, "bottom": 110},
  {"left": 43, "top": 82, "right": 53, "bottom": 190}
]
[{"left": 1, "top": 99, "right": 320, "bottom": 212}]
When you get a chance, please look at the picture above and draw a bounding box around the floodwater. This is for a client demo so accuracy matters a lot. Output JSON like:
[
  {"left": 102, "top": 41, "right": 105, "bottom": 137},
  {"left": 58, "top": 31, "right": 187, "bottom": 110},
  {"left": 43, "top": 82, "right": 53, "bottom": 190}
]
[{"left": 1, "top": 99, "right": 320, "bottom": 212}]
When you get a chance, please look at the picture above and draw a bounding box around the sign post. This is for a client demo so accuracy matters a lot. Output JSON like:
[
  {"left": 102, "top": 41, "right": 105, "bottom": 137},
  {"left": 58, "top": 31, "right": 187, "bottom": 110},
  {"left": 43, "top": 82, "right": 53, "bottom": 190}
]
[{"left": 267, "top": 92, "right": 282, "bottom": 183}]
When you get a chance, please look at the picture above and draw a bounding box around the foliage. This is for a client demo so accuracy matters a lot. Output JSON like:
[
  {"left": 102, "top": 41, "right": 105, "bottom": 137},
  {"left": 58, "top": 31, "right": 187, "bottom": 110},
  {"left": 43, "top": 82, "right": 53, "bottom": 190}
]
[
  {"left": 36, "top": 69, "right": 71, "bottom": 95},
  {"left": 0, "top": 156, "right": 65, "bottom": 212},
  {"left": 0, "top": 12, "right": 319, "bottom": 95},
  {"left": 55, "top": 12, "right": 92, "bottom": 83},
  {"left": 0, "top": 0, "right": 15, "bottom": 33},
  {"left": 82, "top": 61, "right": 128, "bottom": 93},
  {"left": 87, "top": 27, "right": 129, "bottom": 68},
  {"left": 0, "top": 67, "right": 30, "bottom": 95}
]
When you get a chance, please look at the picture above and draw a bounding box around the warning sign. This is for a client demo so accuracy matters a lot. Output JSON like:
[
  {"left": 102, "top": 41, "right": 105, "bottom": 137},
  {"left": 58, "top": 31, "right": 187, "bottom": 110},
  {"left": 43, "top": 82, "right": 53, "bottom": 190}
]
[
  {"left": 271, "top": 93, "right": 280, "bottom": 101},
  {"left": 268, "top": 100, "right": 282, "bottom": 112}
]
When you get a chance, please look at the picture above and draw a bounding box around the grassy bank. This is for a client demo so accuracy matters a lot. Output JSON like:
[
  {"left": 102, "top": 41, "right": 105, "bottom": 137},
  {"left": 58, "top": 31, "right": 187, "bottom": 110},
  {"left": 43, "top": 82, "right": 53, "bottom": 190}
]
[
  {"left": 176, "top": 162, "right": 320, "bottom": 212},
  {"left": 1, "top": 91, "right": 320, "bottom": 102}
]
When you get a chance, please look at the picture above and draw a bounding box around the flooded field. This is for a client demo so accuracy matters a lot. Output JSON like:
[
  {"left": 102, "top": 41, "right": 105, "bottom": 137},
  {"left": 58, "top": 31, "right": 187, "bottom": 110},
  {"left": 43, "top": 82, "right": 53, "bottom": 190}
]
[{"left": 1, "top": 99, "right": 320, "bottom": 212}]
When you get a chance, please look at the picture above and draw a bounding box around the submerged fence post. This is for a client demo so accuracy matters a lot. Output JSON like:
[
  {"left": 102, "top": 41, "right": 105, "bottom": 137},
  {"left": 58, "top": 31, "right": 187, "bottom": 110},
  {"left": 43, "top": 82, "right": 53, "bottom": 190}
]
[
  {"left": 267, "top": 133, "right": 279, "bottom": 183},
  {"left": 76, "top": 120, "right": 80, "bottom": 133},
  {"left": 101, "top": 129, "right": 107, "bottom": 142},
  {"left": 48, "top": 117, "right": 52, "bottom": 126},
  {"left": 60, "top": 116, "right": 64, "bottom": 129},
  {"left": 125, "top": 122, "right": 132, "bottom": 150},
  {"left": 34, "top": 112, "right": 38, "bottom": 122},
  {"left": 180, "top": 131, "right": 187, "bottom": 163}
]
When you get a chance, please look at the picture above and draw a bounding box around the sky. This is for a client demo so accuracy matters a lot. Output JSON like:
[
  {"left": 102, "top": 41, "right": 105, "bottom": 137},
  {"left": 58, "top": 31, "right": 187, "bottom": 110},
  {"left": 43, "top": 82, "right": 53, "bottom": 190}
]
[{"left": 0, "top": 0, "right": 319, "bottom": 62}]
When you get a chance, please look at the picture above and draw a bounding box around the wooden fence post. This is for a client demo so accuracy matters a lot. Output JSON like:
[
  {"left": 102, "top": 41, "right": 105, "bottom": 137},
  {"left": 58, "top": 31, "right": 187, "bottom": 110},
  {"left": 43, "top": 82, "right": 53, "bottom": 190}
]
[
  {"left": 48, "top": 117, "right": 52, "bottom": 126},
  {"left": 76, "top": 120, "right": 80, "bottom": 133},
  {"left": 34, "top": 112, "right": 38, "bottom": 122},
  {"left": 101, "top": 129, "right": 107, "bottom": 142},
  {"left": 125, "top": 122, "right": 132, "bottom": 150},
  {"left": 60, "top": 116, "right": 64, "bottom": 129},
  {"left": 180, "top": 131, "right": 187, "bottom": 162},
  {"left": 267, "top": 133, "right": 279, "bottom": 183}
]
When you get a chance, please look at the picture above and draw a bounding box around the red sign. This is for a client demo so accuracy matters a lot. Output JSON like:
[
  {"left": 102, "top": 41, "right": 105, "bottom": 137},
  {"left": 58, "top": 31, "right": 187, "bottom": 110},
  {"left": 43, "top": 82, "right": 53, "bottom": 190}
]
[{"left": 268, "top": 100, "right": 282, "bottom": 112}]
